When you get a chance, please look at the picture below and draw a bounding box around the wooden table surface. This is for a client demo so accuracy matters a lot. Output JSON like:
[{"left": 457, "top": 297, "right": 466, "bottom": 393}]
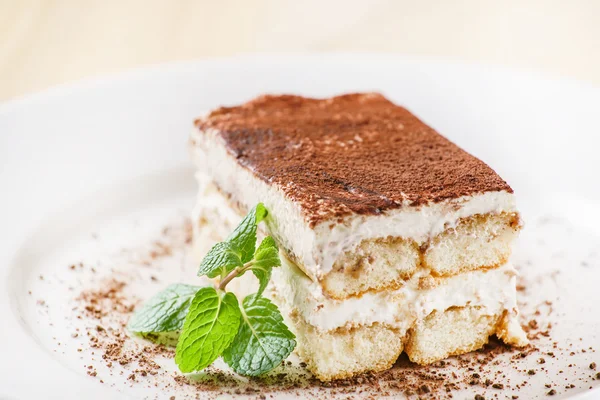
[{"left": 1, "top": 0, "right": 599, "bottom": 102}]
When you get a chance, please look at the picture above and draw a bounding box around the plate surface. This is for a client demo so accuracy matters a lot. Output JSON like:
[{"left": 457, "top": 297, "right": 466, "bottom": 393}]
[{"left": 1, "top": 54, "right": 600, "bottom": 399}]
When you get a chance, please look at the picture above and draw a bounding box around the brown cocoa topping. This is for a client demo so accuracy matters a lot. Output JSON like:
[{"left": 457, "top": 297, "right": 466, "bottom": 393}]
[{"left": 196, "top": 93, "right": 512, "bottom": 226}]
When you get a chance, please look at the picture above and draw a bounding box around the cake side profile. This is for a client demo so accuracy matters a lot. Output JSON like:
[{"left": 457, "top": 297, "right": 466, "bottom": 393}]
[
  {"left": 189, "top": 93, "right": 527, "bottom": 381},
  {"left": 191, "top": 190, "right": 527, "bottom": 380},
  {"left": 190, "top": 94, "right": 521, "bottom": 298}
]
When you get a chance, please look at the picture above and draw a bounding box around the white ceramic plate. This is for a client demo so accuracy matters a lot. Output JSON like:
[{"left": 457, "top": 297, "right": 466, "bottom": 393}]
[{"left": 1, "top": 55, "right": 600, "bottom": 400}]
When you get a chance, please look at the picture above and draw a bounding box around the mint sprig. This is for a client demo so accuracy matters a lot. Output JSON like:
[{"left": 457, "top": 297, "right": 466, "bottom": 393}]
[{"left": 127, "top": 203, "right": 296, "bottom": 377}]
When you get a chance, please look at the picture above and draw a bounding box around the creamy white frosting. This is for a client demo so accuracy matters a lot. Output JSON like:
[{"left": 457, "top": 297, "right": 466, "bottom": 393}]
[
  {"left": 190, "top": 127, "right": 518, "bottom": 280},
  {"left": 271, "top": 257, "right": 520, "bottom": 332}
]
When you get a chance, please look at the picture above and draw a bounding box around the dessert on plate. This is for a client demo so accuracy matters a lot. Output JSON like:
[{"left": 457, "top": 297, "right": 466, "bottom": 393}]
[{"left": 189, "top": 93, "right": 527, "bottom": 381}]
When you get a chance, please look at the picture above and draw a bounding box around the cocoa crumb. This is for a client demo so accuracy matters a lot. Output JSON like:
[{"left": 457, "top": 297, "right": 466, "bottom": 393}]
[
  {"left": 547, "top": 389, "right": 556, "bottom": 395},
  {"left": 418, "top": 384, "right": 430, "bottom": 394},
  {"left": 590, "top": 362, "right": 597, "bottom": 370},
  {"left": 528, "top": 320, "right": 539, "bottom": 329}
]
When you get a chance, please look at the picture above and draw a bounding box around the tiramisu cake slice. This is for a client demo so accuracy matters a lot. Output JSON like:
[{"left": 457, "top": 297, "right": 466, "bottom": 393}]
[{"left": 189, "top": 93, "right": 527, "bottom": 381}]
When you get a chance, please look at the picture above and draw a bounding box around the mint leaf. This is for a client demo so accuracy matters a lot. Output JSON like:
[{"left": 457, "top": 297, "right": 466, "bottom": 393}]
[
  {"left": 196, "top": 203, "right": 267, "bottom": 278},
  {"left": 127, "top": 284, "right": 200, "bottom": 333},
  {"left": 223, "top": 295, "right": 296, "bottom": 376},
  {"left": 253, "top": 236, "right": 280, "bottom": 268},
  {"left": 252, "top": 236, "right": 281, "bottom": 297},
  {"left": 175, "top": 287, "right": 241, "bottom": 373},
  {"left": 227, "top": 203, "right": 268, "bottom": 263},
  {"left": 197, "top": 242, "right": 243, "bottom": 278}
]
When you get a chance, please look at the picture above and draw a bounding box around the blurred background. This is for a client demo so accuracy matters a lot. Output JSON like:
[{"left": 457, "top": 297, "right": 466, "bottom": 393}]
[{"left": 1, "top": 0, "right": 599, "bottom": 102}]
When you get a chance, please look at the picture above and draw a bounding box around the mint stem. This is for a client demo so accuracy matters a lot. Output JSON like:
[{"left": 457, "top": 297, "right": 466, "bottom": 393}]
[{"left": 218, "top": 262, "right": 253, "bottom": 291}]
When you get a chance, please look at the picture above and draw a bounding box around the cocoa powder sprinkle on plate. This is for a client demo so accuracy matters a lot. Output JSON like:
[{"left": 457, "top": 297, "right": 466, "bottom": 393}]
[{"left": 53, "top": 219, "right": 600, "bottom": 399}]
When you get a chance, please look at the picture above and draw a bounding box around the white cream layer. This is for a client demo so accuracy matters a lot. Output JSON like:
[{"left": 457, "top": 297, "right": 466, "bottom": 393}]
[
  {"left": 190, "top": 127, "right": 518, "bottom": 280},
  {"left": 271, "top": 257, "right": 520, "bottom": 332},
  {"left": 189, "top": 170, "right": 524, "bottom": 341}
]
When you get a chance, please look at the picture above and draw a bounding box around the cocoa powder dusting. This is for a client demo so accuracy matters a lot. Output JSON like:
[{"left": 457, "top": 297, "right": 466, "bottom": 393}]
[{"left": 195, "top": 94, "right": 512, "bottom": 227}]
